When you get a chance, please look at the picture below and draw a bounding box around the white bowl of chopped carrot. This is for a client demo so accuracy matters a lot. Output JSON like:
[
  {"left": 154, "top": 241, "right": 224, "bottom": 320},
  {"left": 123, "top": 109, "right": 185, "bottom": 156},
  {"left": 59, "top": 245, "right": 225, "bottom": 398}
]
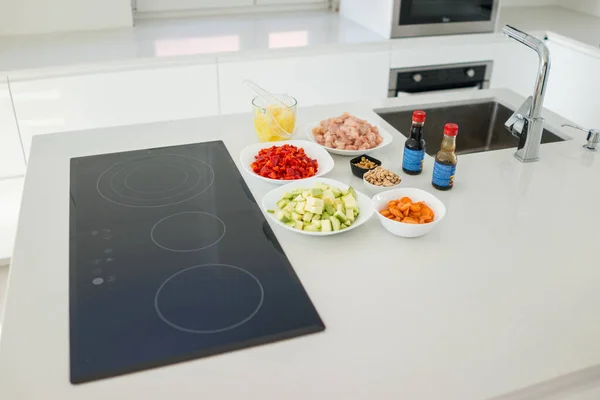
[{"left": 372, "top": 188, "right": 446, "bottom": 238}]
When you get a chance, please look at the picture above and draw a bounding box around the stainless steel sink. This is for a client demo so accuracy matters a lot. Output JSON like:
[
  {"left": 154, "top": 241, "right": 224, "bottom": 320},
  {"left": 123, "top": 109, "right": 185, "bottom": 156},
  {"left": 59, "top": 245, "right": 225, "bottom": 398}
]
[{"left": 375, "top": 101, "right": 566, "bottom": 157}]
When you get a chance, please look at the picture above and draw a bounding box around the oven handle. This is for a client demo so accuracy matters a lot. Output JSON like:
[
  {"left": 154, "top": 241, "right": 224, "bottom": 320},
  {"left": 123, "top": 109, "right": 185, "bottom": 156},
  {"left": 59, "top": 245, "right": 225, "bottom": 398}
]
[{"left": 396, "top": 84, "right": 482, "bottom": 97}]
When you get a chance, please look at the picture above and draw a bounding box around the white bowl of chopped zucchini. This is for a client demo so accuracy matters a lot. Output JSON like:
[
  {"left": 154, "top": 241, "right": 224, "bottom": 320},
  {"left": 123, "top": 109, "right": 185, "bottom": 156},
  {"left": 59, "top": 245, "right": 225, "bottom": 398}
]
[{"left": 262, "top": 178, "right": 374, "bottom": 235}]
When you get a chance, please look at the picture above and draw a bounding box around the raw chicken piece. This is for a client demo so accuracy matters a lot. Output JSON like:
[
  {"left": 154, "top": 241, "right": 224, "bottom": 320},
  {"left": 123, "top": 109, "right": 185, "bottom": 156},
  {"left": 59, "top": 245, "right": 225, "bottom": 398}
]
[{"left": 311, "top": 113, "right": 383, "bottom": 151}]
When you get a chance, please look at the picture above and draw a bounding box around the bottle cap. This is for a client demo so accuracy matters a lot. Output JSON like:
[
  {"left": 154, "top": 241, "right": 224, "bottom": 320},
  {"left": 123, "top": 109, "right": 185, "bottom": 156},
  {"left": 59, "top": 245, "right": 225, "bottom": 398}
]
[
  {"left": 412, "top": 110, "right": 426, "bottom": 123},
  {"left": 444, "top": 123, "right": 458, "bottom": 137}
]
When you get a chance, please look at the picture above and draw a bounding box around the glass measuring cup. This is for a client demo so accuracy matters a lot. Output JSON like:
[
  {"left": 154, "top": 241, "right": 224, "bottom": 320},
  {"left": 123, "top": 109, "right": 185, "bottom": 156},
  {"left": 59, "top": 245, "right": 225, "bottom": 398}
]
[{"left": 252, "top": 94, "right": 297, "bottom": 142}]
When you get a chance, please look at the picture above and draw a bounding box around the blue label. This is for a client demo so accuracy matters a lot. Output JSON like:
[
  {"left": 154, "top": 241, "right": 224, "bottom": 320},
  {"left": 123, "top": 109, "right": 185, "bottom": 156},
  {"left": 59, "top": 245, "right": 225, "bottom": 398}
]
[
  {"left": 432, "top": 162, "right": 456, "bottom": 187},
  {"left": 402, "top": 148, "right": 424, "bottom": 172}
]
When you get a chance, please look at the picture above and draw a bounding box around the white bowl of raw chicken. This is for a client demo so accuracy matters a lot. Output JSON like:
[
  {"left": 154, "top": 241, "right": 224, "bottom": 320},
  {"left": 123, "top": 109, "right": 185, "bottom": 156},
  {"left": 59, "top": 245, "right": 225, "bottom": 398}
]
[{"left": 306, "top": 113, "right": 394, "bottom": 156}]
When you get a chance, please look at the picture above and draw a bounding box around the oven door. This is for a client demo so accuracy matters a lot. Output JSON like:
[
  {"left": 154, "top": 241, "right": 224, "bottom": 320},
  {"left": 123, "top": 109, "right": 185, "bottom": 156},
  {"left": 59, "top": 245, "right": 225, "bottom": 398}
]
[{"left": 392, "top": 0, "right": 499, "bottom": 38}]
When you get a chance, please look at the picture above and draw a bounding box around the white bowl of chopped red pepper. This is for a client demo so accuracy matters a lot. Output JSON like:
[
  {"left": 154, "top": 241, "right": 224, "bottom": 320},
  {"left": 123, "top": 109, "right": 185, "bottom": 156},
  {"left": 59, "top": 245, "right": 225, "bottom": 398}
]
[{"left": 240, "top": 140, "right": 335, "bottom": 185}]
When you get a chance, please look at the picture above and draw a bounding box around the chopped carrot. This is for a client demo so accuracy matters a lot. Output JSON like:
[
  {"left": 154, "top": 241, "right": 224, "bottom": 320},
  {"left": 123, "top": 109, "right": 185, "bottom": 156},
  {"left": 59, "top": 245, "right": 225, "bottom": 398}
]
[
  {"left": 379, "top": 196, "right": 435, "bottom": 225},
  {"left": 380, "top": 209, "right": 392, "bottom": 217}
]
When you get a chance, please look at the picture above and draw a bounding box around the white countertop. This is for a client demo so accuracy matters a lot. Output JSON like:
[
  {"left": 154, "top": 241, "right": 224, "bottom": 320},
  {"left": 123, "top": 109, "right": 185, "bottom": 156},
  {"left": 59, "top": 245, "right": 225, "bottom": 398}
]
[
  {"left": 2, "top": 88, "right": 600, "bottom": 400},
  {"left": 0, "top": 6, "right": 599, "bottom": 77}
]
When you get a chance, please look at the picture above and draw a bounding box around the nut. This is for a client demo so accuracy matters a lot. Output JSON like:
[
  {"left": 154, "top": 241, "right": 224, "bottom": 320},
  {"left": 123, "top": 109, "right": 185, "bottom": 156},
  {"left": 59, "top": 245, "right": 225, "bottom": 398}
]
[
  {"left": 354, "top": 156, "right": 378, "bottom": 170},
  {"left": 364, "top": 167, "right": 401, "bottom": 187}
]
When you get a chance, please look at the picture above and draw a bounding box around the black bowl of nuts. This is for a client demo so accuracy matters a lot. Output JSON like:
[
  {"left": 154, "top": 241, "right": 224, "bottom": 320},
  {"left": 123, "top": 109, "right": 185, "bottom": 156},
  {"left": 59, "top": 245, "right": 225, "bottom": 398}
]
[{"left": 350, "top": 154, "right": 382, "bottom": 178}]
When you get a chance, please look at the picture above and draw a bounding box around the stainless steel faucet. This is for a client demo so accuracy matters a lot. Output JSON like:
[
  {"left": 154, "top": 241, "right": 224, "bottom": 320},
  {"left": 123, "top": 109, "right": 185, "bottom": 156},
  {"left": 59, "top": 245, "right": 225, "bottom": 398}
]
[{"left": 503, "top": 25, "right": 551, "bottom": 162}]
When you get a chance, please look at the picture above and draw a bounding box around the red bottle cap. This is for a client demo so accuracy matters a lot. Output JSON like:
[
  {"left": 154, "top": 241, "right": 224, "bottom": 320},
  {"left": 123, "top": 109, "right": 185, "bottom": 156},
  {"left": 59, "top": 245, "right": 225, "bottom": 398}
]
[
  {"left": 444, "top": 123, "right": 459, "bottom": 136},
  {"left": 412, "top": 110, "right": 426, "bottom": 123}
]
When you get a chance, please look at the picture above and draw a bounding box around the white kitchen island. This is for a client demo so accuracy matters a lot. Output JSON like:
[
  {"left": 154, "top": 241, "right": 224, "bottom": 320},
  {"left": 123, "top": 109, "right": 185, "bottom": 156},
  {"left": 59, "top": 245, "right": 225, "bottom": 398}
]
[{"left": 1, "top": 89, "right": 600, "bottom": 400}]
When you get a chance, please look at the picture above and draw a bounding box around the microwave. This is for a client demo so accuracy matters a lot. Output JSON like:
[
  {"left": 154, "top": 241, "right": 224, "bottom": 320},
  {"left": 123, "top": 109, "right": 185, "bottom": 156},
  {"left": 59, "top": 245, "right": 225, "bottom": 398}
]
[{"left": 340, "top": 0, "right": 500, "bottom": 39}]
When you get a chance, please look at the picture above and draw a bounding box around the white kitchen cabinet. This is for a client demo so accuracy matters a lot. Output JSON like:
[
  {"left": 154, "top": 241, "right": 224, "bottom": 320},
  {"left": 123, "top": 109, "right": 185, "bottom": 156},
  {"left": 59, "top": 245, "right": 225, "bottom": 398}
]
[
  {"left": 0, "top": 77, "right": 26, "bottom": 179},
  {"left": 0, "top": 177, "right": 24, "bottom": 266},
  {"left": 391, "top": 35, "right": 497, "bottom": 70},
  {"left": 11, "top": 62, "right": 220, "bottom": 159},
  {"left": 136, "top": 0, "right": 253, "bottom": 12},
  {"left": 218, "top": 47, "right": 391, "bottom": 114},
  {"left": 256, "top": 0, "right": 326, "bottom": 4},
  {"left": 544, "top": 38, "right": 600, "bottom": 129}
]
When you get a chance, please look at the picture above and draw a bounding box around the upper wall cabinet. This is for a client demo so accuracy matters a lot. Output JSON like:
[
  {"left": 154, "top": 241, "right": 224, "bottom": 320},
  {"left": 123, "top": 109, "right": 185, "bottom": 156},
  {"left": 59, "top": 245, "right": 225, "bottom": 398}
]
[
  {"left": 218, "top": 47, "right": 391, "bottom": 115},
  {"left": 256, "top": 0, "right": 326, "bottom": 4},
  {"left": 544, "top": 39, "right": 600, "bottom": 129},
  {"left": 0, "top": 77, "right": 26, "bottom": 179},
  {"left": 10, "top": 62, "right": 220, "bottom": 159}
]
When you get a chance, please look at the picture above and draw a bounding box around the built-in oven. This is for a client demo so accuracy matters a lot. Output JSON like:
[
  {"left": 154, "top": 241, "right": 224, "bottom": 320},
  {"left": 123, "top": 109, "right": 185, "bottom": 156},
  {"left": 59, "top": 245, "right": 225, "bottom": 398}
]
[
  {"left": 392, "top": 0, "right": 499, "bottom": 38},
  {"left": 388, "top": 61, "right": 493, "bottom": 97}
]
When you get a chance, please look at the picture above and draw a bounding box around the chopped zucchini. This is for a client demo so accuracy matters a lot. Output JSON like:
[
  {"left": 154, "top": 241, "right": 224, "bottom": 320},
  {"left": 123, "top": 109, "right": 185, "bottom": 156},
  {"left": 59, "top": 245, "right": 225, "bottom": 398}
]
[
  {"left": 330, "top": 216, "right": 341, "bottom": 231},
  {"left": 283, "top": 201, "right": 296, "bottom": 213},
  {"left": 311, "top": 188, "right": 324, "bottom": 197},
  {"left": 325, "top": 204, "right": 335, "bottom": 215},
  {"left": 345, "top": 209, "right": 355, "bottom": 222},
  {"left": 334, "top": 211, "right": 348, "bottom": 223},
  {"left": 275, "top": 210, "right": 292, "bottom": 223},
  {"left": 276, "top": 199, "right": 289, "bottom": 209},
  {"left": 295, "top": 201, "right": 306, "bottom": 215},
  {"left": 306, "top": 197, "right": 324, "bottom": 209},
  {"left": 272, "top": 183, "right": 360, "bottom": 233},
  {"left": 302, "top": 212, "right": 313, "bottom": 223},
  {"left": 342, "top": 193, "right": 357, "bottom": 210},
  {"left": 305, "top": 206, "right": 322, "bottom": 215}
]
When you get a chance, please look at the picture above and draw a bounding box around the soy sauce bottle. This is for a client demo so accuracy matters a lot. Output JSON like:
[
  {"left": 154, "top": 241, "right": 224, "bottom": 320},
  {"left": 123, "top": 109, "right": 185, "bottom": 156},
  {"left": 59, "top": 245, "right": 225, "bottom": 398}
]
[
  {"left": 432, "top": 123, "right": 458, "bottom": 191},
  {"left": 402, "top": 110, "right": 426, "bottom": 175}
]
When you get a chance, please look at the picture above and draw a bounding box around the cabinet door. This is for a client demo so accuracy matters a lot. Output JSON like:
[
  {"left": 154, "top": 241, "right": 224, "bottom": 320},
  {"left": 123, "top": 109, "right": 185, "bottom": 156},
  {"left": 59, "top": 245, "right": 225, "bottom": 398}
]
[
  {"left": 137, "top": 0, "right": 253, "bottom": 12},
  {"left": 218, "top": 48, "right": 390, "bottom": 114},
  {"left": 256, "top": 0, "right": 326, "bottom": 4},
  {"left": 544, "top": 39, "right": 600, "bottom": 129},
  {"left": 0, "top": 77, "right": 26, "bottom": 179},
  {"left": 11, "top": 63, "right": 220, "bottom": 159}
]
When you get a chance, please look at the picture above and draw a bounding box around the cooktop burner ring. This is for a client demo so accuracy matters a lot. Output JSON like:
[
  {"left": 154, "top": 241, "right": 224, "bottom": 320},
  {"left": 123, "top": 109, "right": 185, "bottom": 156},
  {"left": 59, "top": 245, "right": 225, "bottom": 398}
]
[
  {"left": 123, "top": 164, "right": 189, "bottom": 194},
  {"left": 97, "top": 154, "right": 215, "bottom": 208},
  {"left": 151, "top": 211, "right": 226, "bottom": 252},
  {"left": 155, "top": 264, "right": 265, "bottom": 334}
]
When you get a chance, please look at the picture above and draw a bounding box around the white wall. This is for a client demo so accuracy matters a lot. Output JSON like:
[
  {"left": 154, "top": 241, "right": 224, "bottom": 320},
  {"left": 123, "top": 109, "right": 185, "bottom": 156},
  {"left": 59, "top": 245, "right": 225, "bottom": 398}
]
[
  {"left": 502, "top": 0, "right": 600, "bottom": 17},
  {"left": 502, "top": 0, "right": 557, "bottom": 6},
  {"left": 559, "top": 0, "right": 600, "bottom": 17},
  {"left": 0, "top": 0, "right": 133, "bottom": 36}
]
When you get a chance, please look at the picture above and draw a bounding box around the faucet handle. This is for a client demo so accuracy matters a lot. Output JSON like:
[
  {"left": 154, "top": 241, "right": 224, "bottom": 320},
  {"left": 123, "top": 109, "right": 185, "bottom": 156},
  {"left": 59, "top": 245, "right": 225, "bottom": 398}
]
[
  {"left": 562, "top": 123, "right": 600, "bottom": 150},
  {"left": 505, "top": 96, "right": 533, "bottom": 138}
]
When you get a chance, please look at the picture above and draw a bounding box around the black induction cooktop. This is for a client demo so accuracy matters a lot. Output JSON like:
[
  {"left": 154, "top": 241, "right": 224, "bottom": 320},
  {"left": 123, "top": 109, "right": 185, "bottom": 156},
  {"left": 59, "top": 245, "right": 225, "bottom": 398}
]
[{"left": 69, "top": 140, "right": 325, "bottom": 384}]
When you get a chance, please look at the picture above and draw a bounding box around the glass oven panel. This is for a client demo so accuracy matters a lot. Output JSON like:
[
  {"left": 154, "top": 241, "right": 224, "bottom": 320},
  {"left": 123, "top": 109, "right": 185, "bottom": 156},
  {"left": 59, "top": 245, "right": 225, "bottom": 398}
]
[{"left": 399, "top": 0, "right": 494, "bottom": 25}]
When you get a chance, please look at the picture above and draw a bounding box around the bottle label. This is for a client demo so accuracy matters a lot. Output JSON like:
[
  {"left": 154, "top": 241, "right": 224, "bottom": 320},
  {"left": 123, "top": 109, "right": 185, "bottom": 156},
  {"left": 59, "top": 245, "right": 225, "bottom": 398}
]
[
  {"left": 432, "top": 162, "right": 456, "bottom": 187},
  {"left": 402, "top": 148, "right": 424, "bottom": 172}
]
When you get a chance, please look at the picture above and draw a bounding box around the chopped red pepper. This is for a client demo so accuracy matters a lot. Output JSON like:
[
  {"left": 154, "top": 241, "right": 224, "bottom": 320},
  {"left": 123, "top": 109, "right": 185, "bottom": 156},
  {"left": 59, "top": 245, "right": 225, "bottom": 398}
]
[{"left": 250, "top": 144, "right": 319, "bottom": 180}]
